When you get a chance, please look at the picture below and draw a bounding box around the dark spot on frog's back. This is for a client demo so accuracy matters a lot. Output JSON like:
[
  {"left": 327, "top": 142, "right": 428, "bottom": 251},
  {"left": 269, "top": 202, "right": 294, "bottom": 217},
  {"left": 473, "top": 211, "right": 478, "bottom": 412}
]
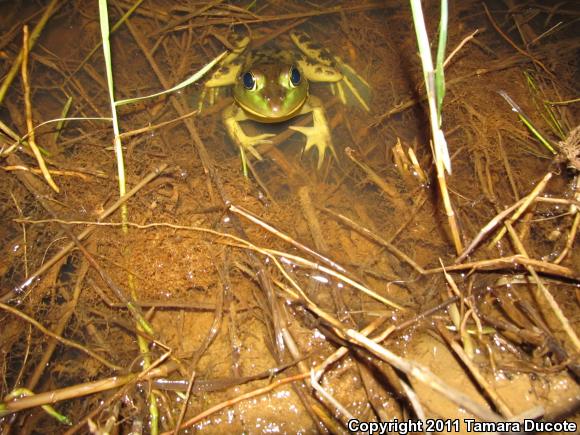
[
  {"left": 319, "top": 53, "right": 332, "bottom": 63},
  {"left": 306, "top": 42, "right": 323, "bottom": 52},
  {"left": 219, "top": 66, "right": 230, "bottom": 74},
  {"left": 296, "top": 32, "right": 310, "bottom": 43}
]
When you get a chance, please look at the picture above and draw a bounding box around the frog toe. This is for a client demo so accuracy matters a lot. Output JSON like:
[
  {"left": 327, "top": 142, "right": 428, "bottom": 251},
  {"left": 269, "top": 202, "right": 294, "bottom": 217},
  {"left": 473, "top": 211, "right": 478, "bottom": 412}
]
[
  {"left": 240, "top": 133, "right": 274, "bottom": 160},
  {"left": 290, "top": 125, "right": 335, "bottom": 168}
]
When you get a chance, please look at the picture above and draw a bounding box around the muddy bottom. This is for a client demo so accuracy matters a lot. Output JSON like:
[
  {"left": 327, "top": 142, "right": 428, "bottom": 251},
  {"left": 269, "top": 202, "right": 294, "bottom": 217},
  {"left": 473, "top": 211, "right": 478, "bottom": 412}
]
[{"left": 0, "top": 0, "right": 579, "bottom": 433}]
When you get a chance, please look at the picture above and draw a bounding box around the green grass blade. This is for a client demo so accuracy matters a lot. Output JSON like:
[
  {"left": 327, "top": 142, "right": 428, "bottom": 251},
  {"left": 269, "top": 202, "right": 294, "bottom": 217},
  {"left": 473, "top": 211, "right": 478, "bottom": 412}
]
[
  {"left": 499, "top": 90, "right": 557, "bottom": 154},
  {"left": 98, "top": 0, "right": 126, "bottom": 199},
  {"left": 435, "top": 0, "right": 448, "bottom": 125},
  {"left": 115, "top": 51, "right": 226, "bottom": 107}
]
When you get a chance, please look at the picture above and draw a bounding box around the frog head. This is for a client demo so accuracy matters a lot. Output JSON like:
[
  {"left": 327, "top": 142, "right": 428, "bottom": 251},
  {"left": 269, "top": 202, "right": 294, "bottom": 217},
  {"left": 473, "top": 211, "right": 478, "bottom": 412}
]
[{"left": 233, "top": 62, "right": 308, "bottom": 123}]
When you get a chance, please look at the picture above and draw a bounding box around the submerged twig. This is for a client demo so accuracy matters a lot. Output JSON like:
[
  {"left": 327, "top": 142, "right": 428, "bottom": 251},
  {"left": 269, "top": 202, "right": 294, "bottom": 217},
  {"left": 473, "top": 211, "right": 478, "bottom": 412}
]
[
  {"left": 230, "top": 204, "right": 347, "bottom": 273},
  {"left": 21, "top": 25, "right": 59, "bottom": 193},
  {"left": 428, "top": 255, "right": 578, "bottom": 281},
  {"left": 0, "top": 302, "right": 121, "bottom": 371},
  {"left": 0, "top": 0, "right": 61, "bottom": 104}
]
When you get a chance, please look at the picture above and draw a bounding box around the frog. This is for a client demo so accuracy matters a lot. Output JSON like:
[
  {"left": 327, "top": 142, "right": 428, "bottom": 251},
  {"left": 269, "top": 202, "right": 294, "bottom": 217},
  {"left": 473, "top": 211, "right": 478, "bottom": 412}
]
[{"left": 199, "top": 31, "right": 371, "bottom": 173}]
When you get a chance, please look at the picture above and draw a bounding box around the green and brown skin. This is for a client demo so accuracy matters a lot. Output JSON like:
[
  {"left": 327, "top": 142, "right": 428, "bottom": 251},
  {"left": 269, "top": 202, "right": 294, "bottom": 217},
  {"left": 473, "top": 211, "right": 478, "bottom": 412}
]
[
  {"left": 202, "top": 31, "right": 367, "bottom": 169},
  {"left": 232, "top": 50, "right": 309, "bottom": 123}
]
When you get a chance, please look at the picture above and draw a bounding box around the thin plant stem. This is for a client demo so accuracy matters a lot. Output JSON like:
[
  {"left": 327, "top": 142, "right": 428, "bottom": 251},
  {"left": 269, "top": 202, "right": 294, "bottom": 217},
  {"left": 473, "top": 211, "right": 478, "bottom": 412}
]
[{"left": 409, "top": 0, "right": 463, "bottom": 253}]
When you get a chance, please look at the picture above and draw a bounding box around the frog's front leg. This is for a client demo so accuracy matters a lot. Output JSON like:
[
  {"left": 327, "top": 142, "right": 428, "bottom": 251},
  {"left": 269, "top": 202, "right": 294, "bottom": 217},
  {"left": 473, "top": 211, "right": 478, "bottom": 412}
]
[
  {"left": 223, "top": 104, "right": 274, "bottom": 164},
  {"left": 289, "top": 96, "right": 335, "bottom": 168}
]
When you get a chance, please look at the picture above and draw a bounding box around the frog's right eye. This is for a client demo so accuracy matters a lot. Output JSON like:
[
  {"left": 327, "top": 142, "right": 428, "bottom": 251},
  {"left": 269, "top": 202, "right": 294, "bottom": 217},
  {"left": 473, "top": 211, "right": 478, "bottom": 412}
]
[{"left": 242, "top": 72, "right": 256, "bottom": 90}]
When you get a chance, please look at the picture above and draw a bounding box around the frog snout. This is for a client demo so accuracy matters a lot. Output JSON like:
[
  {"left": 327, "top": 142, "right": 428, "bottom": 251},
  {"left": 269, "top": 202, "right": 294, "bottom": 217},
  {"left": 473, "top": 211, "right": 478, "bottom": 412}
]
[{"left": 265, "top": 94, "right": 285, "bottom": 113}]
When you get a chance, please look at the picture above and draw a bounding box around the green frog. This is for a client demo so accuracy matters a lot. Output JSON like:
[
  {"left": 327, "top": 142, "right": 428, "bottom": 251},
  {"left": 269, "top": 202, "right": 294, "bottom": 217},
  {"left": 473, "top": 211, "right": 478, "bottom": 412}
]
[{"left": 200, "top": 31, "right": 371, "bottom": 172}]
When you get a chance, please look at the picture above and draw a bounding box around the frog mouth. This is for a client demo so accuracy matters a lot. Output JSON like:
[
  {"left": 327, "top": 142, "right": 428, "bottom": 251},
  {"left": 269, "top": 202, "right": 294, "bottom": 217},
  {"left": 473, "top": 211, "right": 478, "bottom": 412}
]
[{"left": 235, "top": 98, "right": 306, "bottom": 123}]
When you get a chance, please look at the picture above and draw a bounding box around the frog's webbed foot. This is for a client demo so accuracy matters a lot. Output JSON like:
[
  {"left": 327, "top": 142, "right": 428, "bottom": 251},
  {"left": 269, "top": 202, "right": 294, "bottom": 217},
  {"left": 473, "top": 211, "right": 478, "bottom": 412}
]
[
  {"left": 198, "top": 86, "right": 222, "bottom": 111},
  {"left": 289, "top": 96, "right": 336, "bottom": 169},
  {"left": 223, "top": 105, "right": 274, "bottom": 174},
  {"left": 332, "top": 57, "right": 372, "bottom": 112}
]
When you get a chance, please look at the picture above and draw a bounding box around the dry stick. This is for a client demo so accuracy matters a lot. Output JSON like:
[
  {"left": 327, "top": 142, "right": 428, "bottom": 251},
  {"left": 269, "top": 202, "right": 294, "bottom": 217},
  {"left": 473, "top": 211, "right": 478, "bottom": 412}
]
[
  {"left": 399, "top": 378, "right": 427, "bottom": 424},
  {"left": 427, "top": 255, "right": 578, "bottom": 281},
  {"left": 555, "top": 209, "right": 579, "bottom": 264},
  {"left": 436, "top": 323, "right": 514, "bottom": 418},
  {"left": 1, "top": 374, "right": 136, "bottom": 415},
  {"left": 435, "top": 149, "right": 464, "bottom": 254},
  {"left": 443, "top": 29, "right": 479, "bottom": 68},
  {"left": 0, "top": 302, "right": 120, "bottom": 371},
  {"left": 265, "top": 248, "right": 404, "bottom": 311},
  {"left": 489, "top": 172, "right": 552, "bottom": 247},
  {"left": 456, "top": 197, "right": 527, "bottom": 263},
  {"left": 118, "top": 109, "right": 198, "bottom": 139},
  {"left": 2, "top": 165, "right": 93, "bottom": 180},
  {"left": 0, "top": 162, "right": 168, "bottom": 303},
  {"left": 168, "top": 372, "right": 310, "bottom": 433},
  {"left": 441, "top": 265, "right": 483, "bottom": 350},
  {"left": 314, "top": 317, "right": 391, "bottom": 382},
  {"left": 0, "top": 0, "right": 62, "bottom": 104},
  {"left": 21, "top": 25, "right": 59, "bottom": 193},
  {"left": 230, "top": 204, "right": 347, "bottom": 273},
  {"left": 537, "top": 197, "right": 580, "bottom": 208}
]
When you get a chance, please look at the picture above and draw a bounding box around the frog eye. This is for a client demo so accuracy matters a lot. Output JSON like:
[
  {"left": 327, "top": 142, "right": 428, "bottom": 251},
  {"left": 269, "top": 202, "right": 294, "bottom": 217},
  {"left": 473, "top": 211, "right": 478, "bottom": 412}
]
[
  {"left": 241, "top": 71, "right": 256, "bottom": 90},
  {"left": 289, "top": 66, "right": 301, "bottom": 87}
]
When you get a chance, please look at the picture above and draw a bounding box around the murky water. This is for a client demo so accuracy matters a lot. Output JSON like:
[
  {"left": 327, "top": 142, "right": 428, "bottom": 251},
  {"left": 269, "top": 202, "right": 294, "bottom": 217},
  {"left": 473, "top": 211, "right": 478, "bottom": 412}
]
[{"left": 1, "top": 0, "right": 578, "bottom": 433}]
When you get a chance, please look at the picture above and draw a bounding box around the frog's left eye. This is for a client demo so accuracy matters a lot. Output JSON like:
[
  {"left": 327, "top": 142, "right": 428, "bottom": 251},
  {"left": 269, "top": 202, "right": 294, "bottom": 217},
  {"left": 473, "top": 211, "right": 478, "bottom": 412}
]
[
  {"left": 289, "top": 66, "right": 301, "bottom": 87},
  {"left": 242, "top": 72, "right": 256, "bottom": 90}
]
